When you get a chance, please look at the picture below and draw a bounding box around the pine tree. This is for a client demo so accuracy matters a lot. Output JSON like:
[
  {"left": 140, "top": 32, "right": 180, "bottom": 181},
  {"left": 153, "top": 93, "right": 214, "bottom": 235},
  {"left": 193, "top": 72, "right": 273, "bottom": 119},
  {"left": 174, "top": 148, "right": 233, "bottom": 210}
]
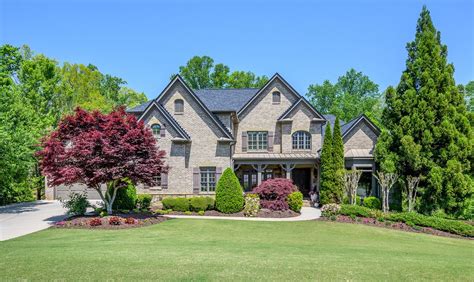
[
  {"left": 320, "top": 123, "right": 335, "bottom": 205},
  {"left": 332, "top": 116, "right": 345, "bottom": 203},
  {"left": 375, "top": 6, "right": 473, "bottom": 216}
]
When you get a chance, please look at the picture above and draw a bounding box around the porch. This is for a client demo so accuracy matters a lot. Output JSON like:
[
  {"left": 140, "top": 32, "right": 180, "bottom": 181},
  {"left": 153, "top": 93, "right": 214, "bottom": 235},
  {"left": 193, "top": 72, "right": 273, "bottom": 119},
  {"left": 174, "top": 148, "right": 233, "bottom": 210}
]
[{"left": 232, "top": 153, "right": 319, "bottom": 197}]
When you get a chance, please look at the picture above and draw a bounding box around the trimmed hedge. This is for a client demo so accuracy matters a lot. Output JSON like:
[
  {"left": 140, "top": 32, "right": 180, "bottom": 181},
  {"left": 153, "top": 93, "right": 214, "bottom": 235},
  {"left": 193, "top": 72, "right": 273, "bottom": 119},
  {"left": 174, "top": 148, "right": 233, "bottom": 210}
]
[
  {"left": 363, "top": 196, "right": 381, "bottom": 210},
  {"left": 385, "top": 212, "right": 474, "bottom": 237},
  {"left": 215, "top": 168, "right": 244, "bottom": 213},
  {"left": 161, "top": 196, "right": 214, "bottom": 212},
  {"left": 287, "top": 191, "right": 303, "bottom": 212}
]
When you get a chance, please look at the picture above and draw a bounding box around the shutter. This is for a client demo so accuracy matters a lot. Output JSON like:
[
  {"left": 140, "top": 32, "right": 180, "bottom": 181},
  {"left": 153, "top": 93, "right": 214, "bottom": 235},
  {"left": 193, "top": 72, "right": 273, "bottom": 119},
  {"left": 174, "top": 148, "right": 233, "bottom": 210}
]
[
  {"left": 242, "top": 132, "right": 248, "bottom": 152},
  {"left": 268, "top": 131, "right": 274, "bottom": 152},
  {"left": 160, "top": 124, "right": 166, "bottom": 137},
  {"left": 161, "top": 173, "right": 168, "bottom": 189},
  {"left": 215, "top": 167, "right": 222, "bottom": 182},
  {"left": 193, "top": 167, "right": 200, "bottom": 194}
]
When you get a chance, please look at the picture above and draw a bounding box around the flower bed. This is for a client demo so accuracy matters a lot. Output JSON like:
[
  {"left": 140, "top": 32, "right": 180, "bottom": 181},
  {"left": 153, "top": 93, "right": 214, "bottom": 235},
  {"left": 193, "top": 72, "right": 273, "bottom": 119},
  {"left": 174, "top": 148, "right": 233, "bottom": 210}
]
[
  {"left": 319, "top": 215, "right": 472, "bottom": 240},
  {"left": 54, "top": 213, "right": 167, "bottom": 229}
]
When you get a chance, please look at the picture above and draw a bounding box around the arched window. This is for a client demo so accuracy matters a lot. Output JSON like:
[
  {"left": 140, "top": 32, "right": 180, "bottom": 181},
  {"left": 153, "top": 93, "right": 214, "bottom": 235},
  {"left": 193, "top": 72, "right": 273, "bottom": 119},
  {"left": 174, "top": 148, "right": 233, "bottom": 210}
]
[
  {"left": 272, "top": 91, "right": 281, "bottom": 103},
  {"left": 151, "top": 124, "right": 161, "bottom": 137},
  {"left": 174, "top": 99, "right": 184, "bottom": 113},
  {"left": 292, "top": 131, "right": 311, "bottom": 150}
]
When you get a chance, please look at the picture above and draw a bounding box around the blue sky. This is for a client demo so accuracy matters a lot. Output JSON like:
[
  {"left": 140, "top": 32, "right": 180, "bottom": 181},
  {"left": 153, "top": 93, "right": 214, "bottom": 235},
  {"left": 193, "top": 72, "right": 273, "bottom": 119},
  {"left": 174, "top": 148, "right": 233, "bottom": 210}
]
[{"left": 1, "top": 0, "right": 473, "bottom": 99}]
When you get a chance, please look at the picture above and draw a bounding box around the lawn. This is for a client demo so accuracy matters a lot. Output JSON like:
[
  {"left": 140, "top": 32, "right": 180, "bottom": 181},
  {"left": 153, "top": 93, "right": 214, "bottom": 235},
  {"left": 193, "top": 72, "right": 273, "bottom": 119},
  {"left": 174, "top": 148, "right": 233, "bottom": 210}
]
[{"left": 1, "top": 219, "right": 473, "bottom": 281}]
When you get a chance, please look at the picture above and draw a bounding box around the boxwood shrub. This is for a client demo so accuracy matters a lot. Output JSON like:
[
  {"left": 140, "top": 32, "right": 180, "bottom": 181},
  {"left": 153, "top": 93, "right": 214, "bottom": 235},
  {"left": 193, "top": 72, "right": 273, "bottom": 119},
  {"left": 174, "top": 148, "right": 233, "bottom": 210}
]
[
  {"left": 385, "top": 212, "right": 474, "bottom": 237},
  {"left": 162, "top": 196, "right": 215, "bottom": 212},
  {"left": 339, "top": 204, "right": 383, "bottom": 219},
  {"left": 162, "top": 197, "right": 190, "bottom": 212},
  {"left": 287, "top": 191, "right": 303, "bottom": 212},
  {"left": 189, "top": 197, "right": 209, "bottom": 212},
  {"left": 136, "top": 194, "right": 152, "bottom": 210},
  {"left": 109, "top": 181, "right": 137, "bottom": 211}
]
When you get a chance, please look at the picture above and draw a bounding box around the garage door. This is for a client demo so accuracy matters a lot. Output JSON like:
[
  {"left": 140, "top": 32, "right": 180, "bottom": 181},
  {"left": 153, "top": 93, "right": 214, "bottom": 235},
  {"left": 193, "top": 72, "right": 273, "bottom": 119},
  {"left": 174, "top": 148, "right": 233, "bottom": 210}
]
[{"left": 54, "top": 184, "right": 106, "bottom": 200}]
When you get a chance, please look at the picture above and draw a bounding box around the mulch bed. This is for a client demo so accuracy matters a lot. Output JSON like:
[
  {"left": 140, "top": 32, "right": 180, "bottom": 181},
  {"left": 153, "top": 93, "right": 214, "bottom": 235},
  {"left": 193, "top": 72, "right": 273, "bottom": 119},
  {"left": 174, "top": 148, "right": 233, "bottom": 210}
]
[
  {"left": 318, "top": 215, "right": 472, "bottom": 240},
  {"left": 167, "top": 208, "right": 299, "bottom": 218},
  {"left": 54, "top": 213, "right": 168, "bottom": 229}
]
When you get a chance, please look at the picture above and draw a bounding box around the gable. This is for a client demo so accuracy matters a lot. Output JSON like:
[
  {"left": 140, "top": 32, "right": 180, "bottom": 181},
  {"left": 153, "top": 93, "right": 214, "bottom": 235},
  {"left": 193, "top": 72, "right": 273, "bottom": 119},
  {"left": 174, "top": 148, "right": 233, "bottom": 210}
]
[
  {"left": 138, "top": 101, "right": 190, "bottom": 140},
  {"left": 278, "top": 98, "right": 326, "bottom": 121},
  {"left": 156, "top": 76, "right": 233, "bottom": 140},
  {"left": 237, "top": 74, "right": 301, "bottom": 120},
  {"left": 343, "top": 117, "right": 379, "bottom": 151}
]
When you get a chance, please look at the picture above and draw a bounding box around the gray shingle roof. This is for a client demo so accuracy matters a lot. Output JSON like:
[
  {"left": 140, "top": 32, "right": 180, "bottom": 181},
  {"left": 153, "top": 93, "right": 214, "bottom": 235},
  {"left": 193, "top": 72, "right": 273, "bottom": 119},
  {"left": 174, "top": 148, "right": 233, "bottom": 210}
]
[
  {"left": 194, "top": 88, "right": 259, "bottom": 112},
  {"left": 127, "top": 101, "right": 152, "bottom": 112}
]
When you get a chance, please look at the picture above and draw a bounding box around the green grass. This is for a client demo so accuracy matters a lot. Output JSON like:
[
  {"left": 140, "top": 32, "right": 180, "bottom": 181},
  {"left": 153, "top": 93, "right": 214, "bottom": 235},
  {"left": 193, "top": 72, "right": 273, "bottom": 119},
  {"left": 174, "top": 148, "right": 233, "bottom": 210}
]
[{"left": 1, "top": 219, "right": 473, "bottom": 281}]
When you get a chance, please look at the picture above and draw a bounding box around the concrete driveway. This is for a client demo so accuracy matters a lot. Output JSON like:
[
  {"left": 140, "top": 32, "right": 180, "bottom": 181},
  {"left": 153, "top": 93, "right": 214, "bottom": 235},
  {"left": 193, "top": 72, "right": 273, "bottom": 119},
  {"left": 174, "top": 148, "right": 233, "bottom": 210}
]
[{"left": 0, "top": 200, "right": 67, "bottom": 241}]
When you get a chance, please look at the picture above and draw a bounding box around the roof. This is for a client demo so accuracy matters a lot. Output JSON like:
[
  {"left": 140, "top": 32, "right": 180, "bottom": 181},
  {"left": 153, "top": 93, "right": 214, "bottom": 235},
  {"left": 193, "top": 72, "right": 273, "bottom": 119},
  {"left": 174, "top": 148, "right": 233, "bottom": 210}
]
[
  {"left": 127, "top": 101, "right": 152, "bottom": 112},
  {"left": 194, "top": 88, "right": 258, "bottom": 112},
  {"left": 232, "top": 153, "right": 318, "bottom": 160},
  {"left": 341, "top": 114, "right": 381, "bottom": 139},
  {"left": 344, "top": 149, "right": 373, "bottom": 158}
]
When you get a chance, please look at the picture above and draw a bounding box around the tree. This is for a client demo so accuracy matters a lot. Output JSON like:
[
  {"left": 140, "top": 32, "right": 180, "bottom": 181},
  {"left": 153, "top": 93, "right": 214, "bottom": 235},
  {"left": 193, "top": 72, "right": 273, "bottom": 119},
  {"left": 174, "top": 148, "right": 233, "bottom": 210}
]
[
  {"left": 307, "top": 68, "right": 382, "bottom": 122},
  {"left": 332, "top": 116, "right": 345, "bottom": 200},
  {"left": 319, "top": 124, "right": 335, "bottom": 204},
  {"left": 406, "top": 175, "right": 421, "bottom": 212},
  {"left": 36, "top": 107, "right": 167, "bottom": 214},
  {"left": 375, "top": 6, "right": 473, "bottom": 216},
  {"left": 459, "top": 81, "right": 473, "bottom": 112},
  {"left": 343, "top": 168, "right": 362, "bottom": 205},
  {"left": 215, "top": 168, "right": 244, "bottom": 213},
  {"left": 174, "top": 55, "right": 268, "bottom": 89},
  {"left": 374, "top": 171, "right": 398, "bottom": 213}
]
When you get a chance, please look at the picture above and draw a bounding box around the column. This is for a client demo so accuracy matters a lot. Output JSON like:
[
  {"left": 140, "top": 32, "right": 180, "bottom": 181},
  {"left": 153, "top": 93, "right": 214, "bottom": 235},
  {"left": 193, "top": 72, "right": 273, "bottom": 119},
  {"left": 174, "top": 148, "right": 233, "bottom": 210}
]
[{"left": 252, "top": 164, "right": 267, "bottom": 185}]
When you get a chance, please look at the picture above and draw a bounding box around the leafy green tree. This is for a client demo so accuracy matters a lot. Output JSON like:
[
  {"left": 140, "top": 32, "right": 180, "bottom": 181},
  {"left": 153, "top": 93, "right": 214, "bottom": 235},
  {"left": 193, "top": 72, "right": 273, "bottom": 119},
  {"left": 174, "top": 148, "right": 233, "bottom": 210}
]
[
  {"left": 307, "top": 68, "right": 382, "bottom": 122},
  {"left": 174, "top": 55, "right": 268, "bottom": 89},
  {"left": 375, "top": 6, "right": 473, "bottom": 216},
  {"left": 215, "top": 168, "right": 244, "bottom": 213},
  {"left": 0, "top": 84, "right": 41, "bottom": 204},
  {"left": 319, "top": 124, "right": 336, "bottom": 205},
  {"left": 332, "top": 116, "right": 345, "bottom": 201},
  {"left": 458, "top": 81, "right": 473, "bottom": 112}
]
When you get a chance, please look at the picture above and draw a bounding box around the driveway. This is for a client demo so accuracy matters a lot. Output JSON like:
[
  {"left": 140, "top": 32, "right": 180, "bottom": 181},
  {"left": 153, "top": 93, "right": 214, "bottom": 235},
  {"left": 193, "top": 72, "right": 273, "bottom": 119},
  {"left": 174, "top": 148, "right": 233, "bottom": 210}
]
[{"left": 0, "top": 200, "right": 67, "bottom": 241}]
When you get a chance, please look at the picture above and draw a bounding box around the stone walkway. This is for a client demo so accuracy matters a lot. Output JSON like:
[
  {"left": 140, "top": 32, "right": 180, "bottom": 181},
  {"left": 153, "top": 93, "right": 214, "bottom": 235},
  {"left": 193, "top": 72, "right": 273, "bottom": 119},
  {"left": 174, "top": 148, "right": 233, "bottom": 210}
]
[{"left": 164, "top": 207, "right": 321, "bottom": 222}]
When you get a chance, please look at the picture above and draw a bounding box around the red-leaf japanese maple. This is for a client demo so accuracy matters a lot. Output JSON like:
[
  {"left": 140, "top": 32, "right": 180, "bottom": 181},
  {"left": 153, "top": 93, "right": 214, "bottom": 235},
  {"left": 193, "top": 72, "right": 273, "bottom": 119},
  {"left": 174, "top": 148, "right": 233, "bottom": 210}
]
[{"left": 37, "top": 107, "right": 167, "bottom": 214}]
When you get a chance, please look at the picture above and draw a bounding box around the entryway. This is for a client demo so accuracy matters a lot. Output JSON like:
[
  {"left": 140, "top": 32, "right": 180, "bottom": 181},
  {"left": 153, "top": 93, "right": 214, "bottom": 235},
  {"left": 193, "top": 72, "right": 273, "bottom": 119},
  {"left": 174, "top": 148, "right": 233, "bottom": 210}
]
[{"left": 292, "top": 168, "right": 311, "bottom": 197}]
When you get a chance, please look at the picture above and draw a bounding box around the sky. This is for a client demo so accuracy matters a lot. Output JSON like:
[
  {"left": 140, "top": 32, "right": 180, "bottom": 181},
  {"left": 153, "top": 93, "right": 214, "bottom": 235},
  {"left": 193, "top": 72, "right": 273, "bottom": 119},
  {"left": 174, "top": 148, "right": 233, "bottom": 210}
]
[{"left": 1, "top": 0, "right": 473, "bottom": 99}]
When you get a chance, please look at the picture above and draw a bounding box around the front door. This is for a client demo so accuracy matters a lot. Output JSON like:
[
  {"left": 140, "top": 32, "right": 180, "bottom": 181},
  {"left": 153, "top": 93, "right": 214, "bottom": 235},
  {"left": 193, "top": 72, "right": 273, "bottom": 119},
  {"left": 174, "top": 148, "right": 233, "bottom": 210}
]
[{"left": 292, "top": 168, "right": 311, "bottom": 197}]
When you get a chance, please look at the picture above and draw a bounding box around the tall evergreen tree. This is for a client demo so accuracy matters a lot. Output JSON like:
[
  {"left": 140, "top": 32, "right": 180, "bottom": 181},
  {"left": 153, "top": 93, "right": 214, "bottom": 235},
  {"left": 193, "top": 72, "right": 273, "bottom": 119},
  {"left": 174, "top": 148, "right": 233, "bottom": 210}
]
[
  {"left": 375, "top": 6, "right": 473, "bottom": 217},
  {"left": 332, "top": 116, "right": 345, "bottom": 202},
  {"left": 319, "top": 123, "right": 335, "bottom": 205}
]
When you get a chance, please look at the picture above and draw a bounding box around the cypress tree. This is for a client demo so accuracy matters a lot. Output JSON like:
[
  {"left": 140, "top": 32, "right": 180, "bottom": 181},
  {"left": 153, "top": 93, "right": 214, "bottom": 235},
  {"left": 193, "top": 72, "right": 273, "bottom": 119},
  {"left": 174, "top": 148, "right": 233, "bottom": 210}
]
[
  {"left": 375, "top": 6, "right": 473, "bottom": 216},
  {"left": 320, "top": 123, "right": 335, "bottom": 205},
  {"left": 332, "top": 116, "right": 345, "bottom": 203}
]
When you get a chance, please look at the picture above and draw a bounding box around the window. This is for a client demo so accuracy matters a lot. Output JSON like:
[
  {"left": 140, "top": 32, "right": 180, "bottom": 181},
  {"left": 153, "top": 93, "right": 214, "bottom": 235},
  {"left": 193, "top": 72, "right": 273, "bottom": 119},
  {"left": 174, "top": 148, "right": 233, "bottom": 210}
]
[
  {"left": 200, "top": 167, "right": 216, "bottom": 192},
  {"left": 272, "top": 91, "right": 281, "bottom": 103},
  {"left": 247, "top": 131, "right": 268, "bottom": 151},
  {"left": 154, "top": 174, "right": 161, "bottom": 186},
  {"left": 151, "top": 124, "right": 161, "bottom": 137},
  {"left": 292, "top": 131, "right": 311, "bottom": 150},
  {"left": 174, "top": 99, "right": 184, "bottom": 113}
]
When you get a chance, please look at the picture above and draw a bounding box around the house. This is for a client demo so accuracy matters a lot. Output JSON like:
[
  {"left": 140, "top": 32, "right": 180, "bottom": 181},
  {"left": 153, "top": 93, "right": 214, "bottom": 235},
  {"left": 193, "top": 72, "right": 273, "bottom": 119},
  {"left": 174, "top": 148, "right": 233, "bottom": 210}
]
[{"left": 47, "top": 73, "right": 380, "bottom": 200}]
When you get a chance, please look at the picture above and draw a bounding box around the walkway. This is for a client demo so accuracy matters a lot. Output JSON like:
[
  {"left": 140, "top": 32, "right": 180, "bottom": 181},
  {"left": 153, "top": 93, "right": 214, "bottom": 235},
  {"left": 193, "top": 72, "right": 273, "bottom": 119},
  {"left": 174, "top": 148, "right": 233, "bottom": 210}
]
[
  {"left": 164, "top": 207, "right": 321, "bottom": 222},
  {"left": 0, "top": 200, "right": 67, "bottom": 241}
]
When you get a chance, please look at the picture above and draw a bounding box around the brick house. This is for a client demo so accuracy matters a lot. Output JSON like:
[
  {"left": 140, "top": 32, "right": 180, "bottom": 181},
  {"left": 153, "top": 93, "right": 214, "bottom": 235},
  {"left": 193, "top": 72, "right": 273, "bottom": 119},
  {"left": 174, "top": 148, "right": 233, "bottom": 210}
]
[{"left": 47, "top": 73, "right": 380, "bottom": 200}]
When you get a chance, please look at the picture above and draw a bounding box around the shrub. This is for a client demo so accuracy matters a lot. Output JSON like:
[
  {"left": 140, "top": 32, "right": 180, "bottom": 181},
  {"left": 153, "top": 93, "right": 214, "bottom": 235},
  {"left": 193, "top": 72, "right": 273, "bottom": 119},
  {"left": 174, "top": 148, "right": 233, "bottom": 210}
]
[
  {"left": 124, "top": 217, "right": 136, "bottom": 224},
  {"left": 109, "top": 181, "right": 137, "bottom": 211},
  {"left": 189, "top": 197, "right": 209, "bottom": 212},
  {"left": 198, "top": 210, "right": 205, "bottom": 216},
  {"left": 108, "top": 216, "right": 122, "bottom": 225},
  {"left": 243, "top": 194, "right": 260, "bottom": 217},
  {"left": 99, "top": 211, "right": 107, "bottom": 217},
  {"left": 184, "top": 211, "right": 192, "bottom": 215},
  {"left": 161, "top": 197, "right": 190, "bottom": 212},
  {"left": 339, "top": 204, "right": 372, "bottom": 218},
  {"left": 253, "top": 178, "right": 296, "bottom": 210},
  {"left": 385, "top": 212, "right": 474, "bottom": 237},
  {"left": 205, "top": 197, "right": 215, "bottom": 210},
  {"left": 61, "top": 192, "right": 90, "bottom": 216},
  {"left": 215, "top": 168, "right": 244, "bottom": 213},
  {"left": 363, "top": 196, "right": 381, "bottom": 210},
  {"left": 89, "top": 217, "right": 102, "bottom": 226},
  {"left": 136, "top": 194, "right": 152, "bottom": 210},
  {"left": 287, "top": 191, "right": 303, "bottom": 212},
  {"left": 321, "top": 203, "right": 341, "bottom": 216},
  {"left": 343, "top": 195, "right": 361, "bottom": 206}
]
